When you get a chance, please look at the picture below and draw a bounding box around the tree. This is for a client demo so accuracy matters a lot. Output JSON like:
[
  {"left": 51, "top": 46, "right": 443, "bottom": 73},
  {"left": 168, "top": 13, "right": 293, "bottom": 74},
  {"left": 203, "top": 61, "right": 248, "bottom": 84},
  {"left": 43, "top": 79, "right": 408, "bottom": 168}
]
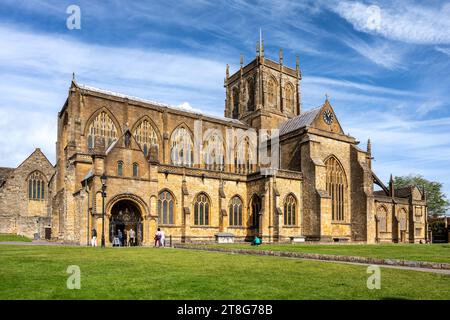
[{"left": 393, "top": 175, "right": 450, "bottom": 217}]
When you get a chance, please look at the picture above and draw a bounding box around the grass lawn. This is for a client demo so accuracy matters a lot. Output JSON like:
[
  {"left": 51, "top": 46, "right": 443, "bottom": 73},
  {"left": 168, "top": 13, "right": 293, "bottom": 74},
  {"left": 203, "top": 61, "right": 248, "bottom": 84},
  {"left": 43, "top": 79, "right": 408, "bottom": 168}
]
[
  {"left": 199, "top": 243, "right": 450, "bottom": 264},
  {"left": 0, "top": 245, "right": 449, "bottom": 300},
  {"left": 0, "top": 234, "right": 32, "bottom": 242}
]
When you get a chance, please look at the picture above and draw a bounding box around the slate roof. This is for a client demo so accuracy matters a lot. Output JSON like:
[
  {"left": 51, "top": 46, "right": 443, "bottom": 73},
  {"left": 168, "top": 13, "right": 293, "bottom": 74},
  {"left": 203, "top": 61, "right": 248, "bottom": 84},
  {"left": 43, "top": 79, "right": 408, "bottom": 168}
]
[
  {"left": 76, "top": 83, "right": 245, "bottom": 125},
  {"left": 374, "top": 186, "right": 422, "bottom": 199},
  {"left": 394, "top": 186, "right": 421, "bottom": 198},
  {"left": 279, "top": 106, "right": 322, "bottom": 136},
  {"left": 373, "top": 190, "right": 388, "bottom": 196}
]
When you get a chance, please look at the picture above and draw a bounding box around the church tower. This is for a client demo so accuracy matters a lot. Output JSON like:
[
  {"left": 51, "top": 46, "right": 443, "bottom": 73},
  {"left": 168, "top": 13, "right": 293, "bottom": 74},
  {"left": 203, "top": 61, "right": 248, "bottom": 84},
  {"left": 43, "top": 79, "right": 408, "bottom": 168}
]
[{"left": 224, "top": 37, "right": 302, "bottom": 130}]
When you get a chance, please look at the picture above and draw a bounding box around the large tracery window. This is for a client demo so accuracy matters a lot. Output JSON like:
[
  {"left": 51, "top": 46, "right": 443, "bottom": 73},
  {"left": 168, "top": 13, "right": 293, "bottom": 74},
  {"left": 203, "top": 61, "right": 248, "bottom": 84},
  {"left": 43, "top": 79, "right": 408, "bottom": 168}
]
[
  {"left": 377, "top": 206, "right": 387, "bottom": 232},
  {"left": 229, "top": 196, "right": 243, "bottom": 227},
  {"left": 232, "top": 88, "right": 239, "bottom": 119},
  {"left": 325, "top": 156, "right": 347, "bottom": 222},
  {"left": 285, "top": 84, "right": 295, "bottom": 113},
  {"left": 267, "top": 79, "right": 277, "bottom": 107},
  {"left": 247, "top": 78, "right": 255, "bottom": 111},
  {"left": 28, "top": 171, "right": 46, "bottom": 200},
  {"left": 284, "top": 194, "right": 297, "bottom": 226},
  {"left": 170, "top": 126, "right": 193, "bottom": 167},
  {"left": 194, "top": 193, "right": 210, "bottom": 226},
  {"left": 87, "top": 111, "right": 118, "bottom": 149},
  {"left": 133, "top": 119, "right": 158, "bottom": 157},
  {"left": 158, "top": 191, "right": 174, "bottom": 225},
  {"left": 203, "top": 131, "right": 224, "bottom": 171}
]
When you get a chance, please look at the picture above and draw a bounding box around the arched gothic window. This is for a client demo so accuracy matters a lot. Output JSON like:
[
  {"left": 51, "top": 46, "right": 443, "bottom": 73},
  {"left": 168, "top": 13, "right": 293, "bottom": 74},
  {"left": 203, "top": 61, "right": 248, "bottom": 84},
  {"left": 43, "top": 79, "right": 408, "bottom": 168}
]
[
  {"left": 325, "top": 156, "right": 347, "bottom": 222},
  {"left": 232, "top": 87, "right": 239, "bottom": 119},
  {"left": 194, "top": 193, "right": 210, "bottom": 226},
  {"left": 158, "top": 191, "right": 174, "bottom": 225},
  {"left": 285, "top": 84, "right": 295, "bottom": 113},
  {"left": 170, "top": 127, "right": 193, "bottom": 167},
  {"left": 247, "top": 78, "right": 255, "bottom": 111},
  {"left": 267, "top": 79, "right": 277, "bottom": 107},
  {"left": 235, "top": 137, "right": 256, "bottom": 174},
  {"left": 229, "top": 196, "right": 243, "bottom": 226},
  {"left": 28, "top": 171, "right": 45, "bottom": 200},
  {"left": 133, "top": 119, "right": 158, "bottom": 157},
  {"left": 399, "top": 209, "right": 407, "bottom": 231},
  {"left": 377, "top": 206, "right": 387, "bottom": 232},
  {"left": 250, "top": 195, "right": 261, "bottom": 229},
  {"left": 203, "top": 131, "right": 224, "bottom": 171},
  {"left": 117, "top": 161, "right": 123, "bottom": 176},
  {"left": 133, "top": 163, "right": 139, "bottom": 177},
  {"left": 284, "top": 194, "right": 297, "bottom": 226},
  {"left": 87, "top": 111, "right": 118, "bottom": 149}
]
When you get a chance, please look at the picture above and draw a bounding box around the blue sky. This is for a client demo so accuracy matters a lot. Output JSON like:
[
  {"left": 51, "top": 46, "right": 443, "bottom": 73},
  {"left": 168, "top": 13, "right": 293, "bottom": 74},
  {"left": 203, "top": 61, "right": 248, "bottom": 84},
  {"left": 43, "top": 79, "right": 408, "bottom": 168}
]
[{"left": 0, "top": 0, "right": 449, "bottom": 204}]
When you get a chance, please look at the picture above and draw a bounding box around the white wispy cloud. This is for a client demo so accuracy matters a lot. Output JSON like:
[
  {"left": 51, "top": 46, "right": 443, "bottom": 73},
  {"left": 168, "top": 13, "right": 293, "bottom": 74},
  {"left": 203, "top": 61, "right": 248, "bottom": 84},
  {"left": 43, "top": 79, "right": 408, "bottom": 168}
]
[
  {"left": 0, "top": 24, "right": 229, "bottom": 166},
  {"left": 435, "top": 46, "right": 450, "bottom": 57},
  {"left": 341, "top": 36, "right": 407, "bottom": 70},
  {"left": 176, "top": 102, "right": 202, "bottom": 114},
  {"left": 0, "top": 1, "right": 449, "bottom": 200},
  {"left": 331, "top": 0, "right": 450, "bottom": 44}
]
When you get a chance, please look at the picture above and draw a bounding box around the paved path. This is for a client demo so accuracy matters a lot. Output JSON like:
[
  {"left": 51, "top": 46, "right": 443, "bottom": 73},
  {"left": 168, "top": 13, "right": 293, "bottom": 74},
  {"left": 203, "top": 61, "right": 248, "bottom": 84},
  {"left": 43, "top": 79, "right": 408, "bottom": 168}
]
[
  {"left": 291, "top": 255, "right": 450, "bottom": 275},
  {"left": 0, "top": 240, "right": 65, "bottom": 246},
  {"left": 175, "top": 246, "right": 450, "bottom": 275}
]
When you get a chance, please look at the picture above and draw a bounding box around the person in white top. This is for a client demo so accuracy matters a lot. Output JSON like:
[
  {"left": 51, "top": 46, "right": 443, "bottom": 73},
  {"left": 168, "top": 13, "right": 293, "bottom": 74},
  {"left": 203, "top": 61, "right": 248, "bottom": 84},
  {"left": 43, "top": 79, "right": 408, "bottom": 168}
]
[
  {"left": 159, "top": 229, "right": 165, "bottom": 247},
  {"left": 129, "top": 228, "right": 135, "bottom": 246},
  {"left": 155, "top": 228, "right": 165, "bottom": 247}
]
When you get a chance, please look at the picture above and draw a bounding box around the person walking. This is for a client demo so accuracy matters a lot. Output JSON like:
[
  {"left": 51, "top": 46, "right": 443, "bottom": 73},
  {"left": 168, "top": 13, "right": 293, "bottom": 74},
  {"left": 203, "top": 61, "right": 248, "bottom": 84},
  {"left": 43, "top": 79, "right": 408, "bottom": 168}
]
[
  {"left": 154, "top": 228, "right": 162, "bottom": 247},
  {"left": 126, "top": 228, "right": 131, "bottom": 247},
  {"left": 129, "top": 228, "right": 135, "bottom": 246},
  {"left": 91, "top": 228, "right": 97, "bottom": 247}
]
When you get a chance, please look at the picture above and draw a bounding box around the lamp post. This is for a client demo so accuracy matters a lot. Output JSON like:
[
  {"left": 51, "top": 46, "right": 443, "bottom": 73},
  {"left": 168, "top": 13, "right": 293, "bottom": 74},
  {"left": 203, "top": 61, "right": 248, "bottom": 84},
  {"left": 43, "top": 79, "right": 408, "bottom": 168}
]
[{"left": 100, "top": 173, "right": 107, "bottom": 248}]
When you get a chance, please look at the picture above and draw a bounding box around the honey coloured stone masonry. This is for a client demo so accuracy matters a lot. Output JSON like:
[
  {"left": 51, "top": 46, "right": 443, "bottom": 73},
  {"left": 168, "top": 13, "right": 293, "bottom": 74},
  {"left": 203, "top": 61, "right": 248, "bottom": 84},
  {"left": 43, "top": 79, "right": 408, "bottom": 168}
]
[{"left": 0, "top": 42, "right": 427, "bottom": 245}]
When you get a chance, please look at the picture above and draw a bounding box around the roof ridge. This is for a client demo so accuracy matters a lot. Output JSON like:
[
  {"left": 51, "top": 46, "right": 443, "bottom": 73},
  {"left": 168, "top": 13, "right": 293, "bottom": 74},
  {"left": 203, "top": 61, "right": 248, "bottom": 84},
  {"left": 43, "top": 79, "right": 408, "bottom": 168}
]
[{"left": 76, "top": 82, "right": 245, "bottom": 125}]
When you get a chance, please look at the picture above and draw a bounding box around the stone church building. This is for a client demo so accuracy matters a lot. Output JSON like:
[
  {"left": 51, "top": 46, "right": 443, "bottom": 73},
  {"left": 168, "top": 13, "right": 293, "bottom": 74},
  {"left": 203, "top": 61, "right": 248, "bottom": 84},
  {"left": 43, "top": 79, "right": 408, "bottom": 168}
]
[{"left": 0, "top": 43, "right": 428, "bottom": 245}]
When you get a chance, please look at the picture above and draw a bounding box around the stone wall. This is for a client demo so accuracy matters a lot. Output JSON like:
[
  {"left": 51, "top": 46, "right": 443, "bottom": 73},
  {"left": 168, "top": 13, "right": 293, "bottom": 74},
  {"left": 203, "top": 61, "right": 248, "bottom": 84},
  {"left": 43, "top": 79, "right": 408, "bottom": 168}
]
[{"left": 0, "top": 149, "right": 55, "bottom": 238}]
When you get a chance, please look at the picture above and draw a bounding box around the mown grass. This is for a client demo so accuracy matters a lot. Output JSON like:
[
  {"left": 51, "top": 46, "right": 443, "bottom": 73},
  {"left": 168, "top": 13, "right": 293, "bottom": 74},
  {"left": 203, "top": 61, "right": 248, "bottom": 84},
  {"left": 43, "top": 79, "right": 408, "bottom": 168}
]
[
  {"left": 0, "top": 234, "right": 32, "bottom": 242},
  {"left": 201, "top": 243, "right": 450, "bottom": 264},
  {"left": 0, "top": 245, "right": 448, "bottom": 300}
]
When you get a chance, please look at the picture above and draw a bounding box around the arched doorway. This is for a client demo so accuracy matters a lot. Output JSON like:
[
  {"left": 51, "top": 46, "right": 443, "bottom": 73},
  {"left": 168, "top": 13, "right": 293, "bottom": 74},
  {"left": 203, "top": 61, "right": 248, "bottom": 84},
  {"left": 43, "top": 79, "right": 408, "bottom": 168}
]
[
  {"left": 109, "top": 200, "right": 143, "bottom": 246},
  {"left": 249, "top": 195, "right": 261, "bottom": 238}
]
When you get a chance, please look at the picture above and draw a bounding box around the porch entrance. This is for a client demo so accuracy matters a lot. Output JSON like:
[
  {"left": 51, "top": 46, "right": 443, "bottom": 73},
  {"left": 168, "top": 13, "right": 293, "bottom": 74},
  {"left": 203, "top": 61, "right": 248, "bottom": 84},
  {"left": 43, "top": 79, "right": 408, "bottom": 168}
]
[{"left": 109, "top": 200, "right": 143, "bottom": 246}]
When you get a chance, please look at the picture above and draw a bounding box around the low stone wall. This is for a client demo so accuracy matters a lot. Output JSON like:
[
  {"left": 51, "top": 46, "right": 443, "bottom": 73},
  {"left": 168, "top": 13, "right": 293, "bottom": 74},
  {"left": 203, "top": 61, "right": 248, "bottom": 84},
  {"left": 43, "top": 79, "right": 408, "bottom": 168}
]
[{"left": 174, "top": 244, "right": 450, "bottom": 271}]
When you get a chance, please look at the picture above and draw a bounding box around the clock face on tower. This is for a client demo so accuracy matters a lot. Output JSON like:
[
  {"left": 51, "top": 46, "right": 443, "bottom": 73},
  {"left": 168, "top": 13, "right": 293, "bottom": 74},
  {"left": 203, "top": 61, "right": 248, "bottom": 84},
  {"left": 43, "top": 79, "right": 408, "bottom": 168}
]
[{"left": 323, "top": 110, "right": 334, "bottom": 125}]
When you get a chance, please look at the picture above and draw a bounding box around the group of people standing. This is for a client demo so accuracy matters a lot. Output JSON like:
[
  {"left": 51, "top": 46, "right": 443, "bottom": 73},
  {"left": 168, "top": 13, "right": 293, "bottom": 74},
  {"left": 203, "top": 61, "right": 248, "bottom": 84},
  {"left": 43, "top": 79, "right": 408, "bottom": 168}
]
[
  {"left": 90, "top": 227, "right": 166, "bottom": 247},
  {"left": 115, "top": 228, "right": 137, "bottom": 247},
  {"left": 90, "top": 227, "right": 136, "bottom": 247}
]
